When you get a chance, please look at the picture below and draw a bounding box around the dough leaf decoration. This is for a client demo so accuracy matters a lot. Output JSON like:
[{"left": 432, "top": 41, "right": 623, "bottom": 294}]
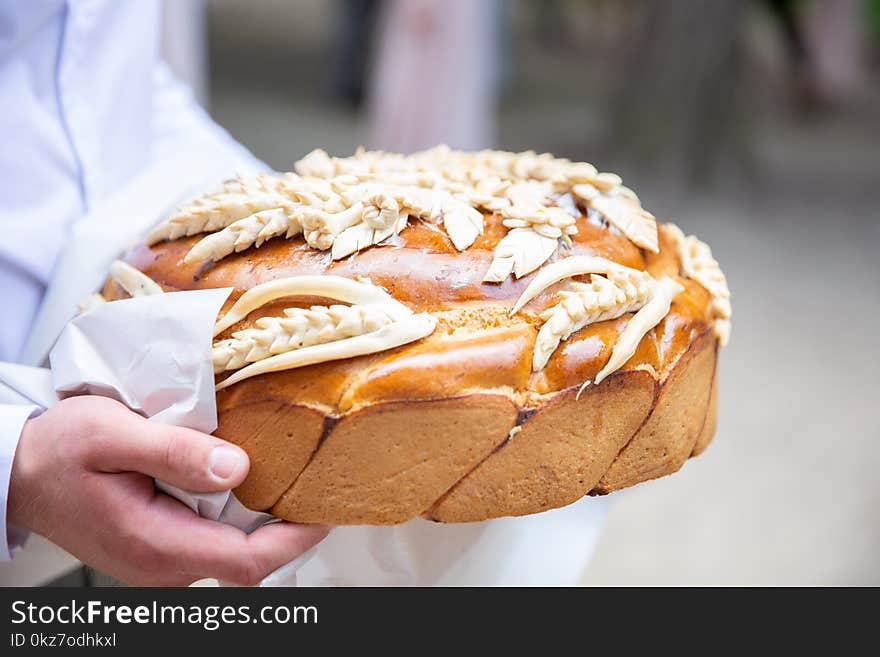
[
  {"left": 573, "top": 185, "right": 659, "bottom": 252},
  {"left": 482, "top": 228, "right": 560, "bottom": 283}
]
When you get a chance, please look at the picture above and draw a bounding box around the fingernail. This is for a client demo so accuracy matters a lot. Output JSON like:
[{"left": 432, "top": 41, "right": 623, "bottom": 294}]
[{"left": 209, "top": 446, "right": 243, "bottom": 480}]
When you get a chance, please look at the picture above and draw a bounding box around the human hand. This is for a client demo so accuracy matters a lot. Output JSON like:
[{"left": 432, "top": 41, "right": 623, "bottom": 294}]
[{"left": 7, "top": 396, "right": 328, "bottom": 586}]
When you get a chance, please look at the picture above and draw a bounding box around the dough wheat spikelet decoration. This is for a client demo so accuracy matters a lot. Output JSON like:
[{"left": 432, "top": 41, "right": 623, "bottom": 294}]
[
  {"left": 85, "top": 267, "right": 437, "bottom": 392},
  {"left": 155, "top": 176, "right": 486, "bottom": 264},
  {"left": 145, "top": 147, "right": 661, "bottom": 286},
  {"left": 213, "top": 304, "right": 397, "bottom": 372},
  {"left": 294, "top": 146, "right": 660, "bottom": 275},
  {"left": 532, "top": 270, "right": 653, "bottom": 371},
  {"left": 146, "top": 173, "right": 302, "bottom": 245},
  {"left": 210, "top": 276, "right": 437, "bottom": 391},
  {"left": 510, "top": 256, "right": 684, "bottom": 385},
  {"left": 185, "top": 208, "right": 299, "bottom": 263}
]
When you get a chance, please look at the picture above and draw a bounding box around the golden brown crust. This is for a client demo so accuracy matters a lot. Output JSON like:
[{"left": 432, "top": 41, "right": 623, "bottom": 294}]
[
  {"left": 339, "top": 325, "right": 535, "bottom": 410},
  {"left": 123, "top": 214, "right": 646, "bottom": 315},
  {"left": 428, "top": 370, "right": 655, "bottom": 522},
  {"left": 271, "top": 395, "right": 518, "bottom": 524}
]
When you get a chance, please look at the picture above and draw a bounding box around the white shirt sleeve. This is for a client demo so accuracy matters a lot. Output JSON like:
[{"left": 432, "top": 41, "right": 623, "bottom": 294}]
[
  {"left": 0, "top": 404, "right": 41, "bottom": 561},
  {"left": 0, "top": 4, "right": 268, "bottom": 566},
  {"left": 151, "top": 61, "right": 267, "bottom": 174}
]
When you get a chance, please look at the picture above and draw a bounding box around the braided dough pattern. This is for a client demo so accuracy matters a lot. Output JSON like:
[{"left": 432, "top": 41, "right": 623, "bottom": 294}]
[{"left": 666, "top": 224, "right": 732, "bottom": 345}]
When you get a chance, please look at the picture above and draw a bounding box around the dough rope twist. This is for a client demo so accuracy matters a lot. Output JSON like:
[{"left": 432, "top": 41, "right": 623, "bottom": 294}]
[{"left": 666, "top": 223, "right": 732, "bottom": 345}]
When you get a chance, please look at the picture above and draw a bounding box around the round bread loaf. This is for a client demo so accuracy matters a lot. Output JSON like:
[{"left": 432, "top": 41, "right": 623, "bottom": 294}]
[{"left": 100, "top": 147, "right": 730, "bottom": 524}]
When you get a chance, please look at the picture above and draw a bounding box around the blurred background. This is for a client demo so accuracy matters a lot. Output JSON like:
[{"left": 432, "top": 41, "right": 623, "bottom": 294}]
[
  {"left": 195, "top": 0, "right": 880, "bottom": 586},
  {"left": 6, "top": 0, "right": 878, "bottom": 586}
]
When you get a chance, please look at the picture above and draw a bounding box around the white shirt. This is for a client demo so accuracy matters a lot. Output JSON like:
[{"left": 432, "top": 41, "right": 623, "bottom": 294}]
[{"left": 0, "top": 0, "right": 261, "bottom": 560}]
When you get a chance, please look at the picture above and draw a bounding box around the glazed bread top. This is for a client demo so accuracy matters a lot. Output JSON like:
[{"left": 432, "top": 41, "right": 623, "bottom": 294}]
[{"left": 103, "top": 147, "right": 730, "bottom": 414}]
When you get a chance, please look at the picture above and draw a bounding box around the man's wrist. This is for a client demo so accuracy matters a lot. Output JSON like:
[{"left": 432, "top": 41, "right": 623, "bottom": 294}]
[{"left": 0, "top": 404, "right": 42, "bottom": 560}]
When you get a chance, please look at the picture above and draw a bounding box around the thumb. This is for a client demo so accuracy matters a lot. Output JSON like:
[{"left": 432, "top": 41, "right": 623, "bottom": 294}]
[{"left": 85, "top": 407, "right": 250, "bottom": 492}]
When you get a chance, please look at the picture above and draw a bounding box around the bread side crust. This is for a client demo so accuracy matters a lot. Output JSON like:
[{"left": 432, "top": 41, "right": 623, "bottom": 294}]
[
  {"left": 224, "top": 339, "right": 718, "bottom": 522},
  {"left": 271, "top": 395, "right": 518, "bottom": 524},
  {"left": 214, "top": 400, "right": 326, "bottom": 510},
  {"left": 691, "top": 370, "right": 718, "bottom": 457},
  {"left": 428, "top": 370, "right": 655, "bottom": 522},
  {"left": 592, "top": 331, "right": 717, "bottom": 493}
]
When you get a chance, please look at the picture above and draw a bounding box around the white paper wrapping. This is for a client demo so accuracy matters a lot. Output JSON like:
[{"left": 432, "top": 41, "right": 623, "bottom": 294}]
[{"left": 50, "top": 291, "right": 229, "bottom": 430}]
